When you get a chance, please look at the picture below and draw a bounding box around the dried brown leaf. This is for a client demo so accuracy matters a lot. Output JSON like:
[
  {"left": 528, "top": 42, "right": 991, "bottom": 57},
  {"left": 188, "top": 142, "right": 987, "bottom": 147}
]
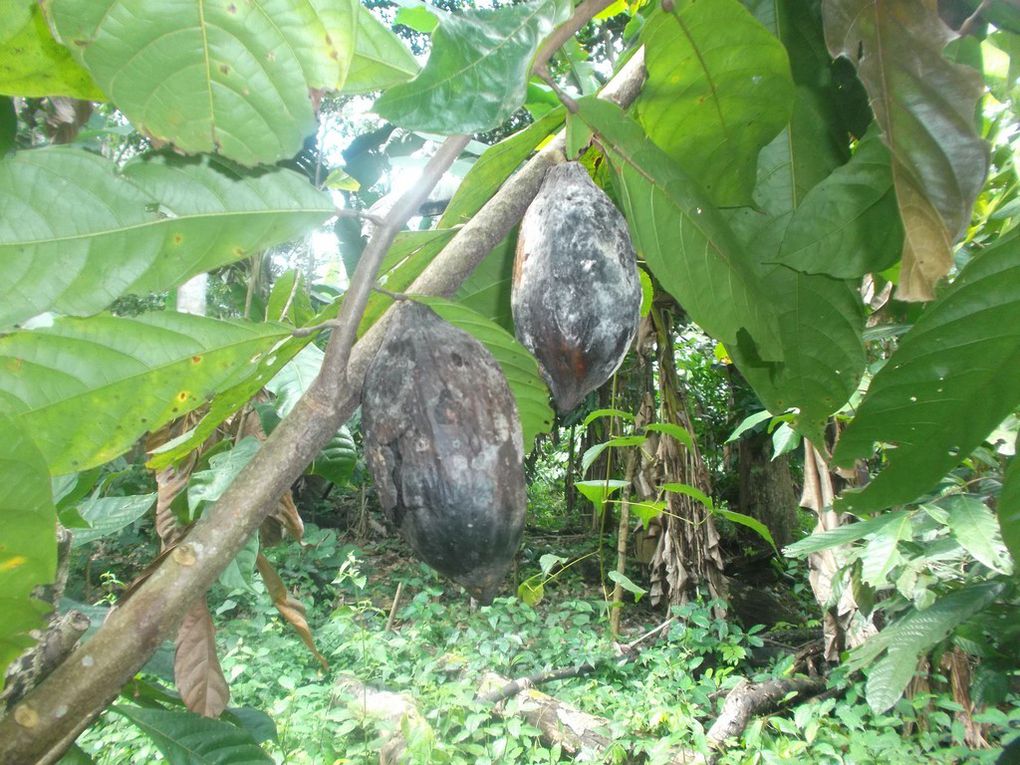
[
  {"left": 256, "top": 553, "right": 328, "bottom": 670},
  {"left": 174, "top": 600, "right": 229, "bottom": 718}
]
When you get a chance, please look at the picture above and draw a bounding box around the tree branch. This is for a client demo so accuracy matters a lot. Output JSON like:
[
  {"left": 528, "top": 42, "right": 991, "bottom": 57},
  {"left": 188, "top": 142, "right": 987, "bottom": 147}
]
[
  {"left": 0, "top": 48, "right": 647, "bottom": 763},
  {"left": 532, "top": 0, "right": 616, "bottom": 81}
]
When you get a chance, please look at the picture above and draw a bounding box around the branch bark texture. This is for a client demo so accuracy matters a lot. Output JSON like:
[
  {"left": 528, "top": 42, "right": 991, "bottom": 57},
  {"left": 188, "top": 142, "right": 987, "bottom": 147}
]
[{"left": 0, "top": 51, "right": 646, "bottom": 764}]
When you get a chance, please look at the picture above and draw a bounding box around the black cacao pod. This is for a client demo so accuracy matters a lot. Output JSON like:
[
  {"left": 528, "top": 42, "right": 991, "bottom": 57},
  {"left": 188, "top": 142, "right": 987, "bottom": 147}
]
[
  {"left": 361, "top": 302, "right": 526, "bottom": 604},
  {"left": 512, "top": 161, "right": 641, "bottom": 413}
]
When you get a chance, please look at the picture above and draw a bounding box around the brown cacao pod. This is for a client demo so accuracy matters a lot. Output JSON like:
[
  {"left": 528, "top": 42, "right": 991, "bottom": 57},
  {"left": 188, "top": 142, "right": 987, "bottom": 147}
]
[
  {"left": 361, "top": 302, "right": 526, "bottom": 603},
  {"left": 512, "top": 161, "right": 641, "bottom": 413}
]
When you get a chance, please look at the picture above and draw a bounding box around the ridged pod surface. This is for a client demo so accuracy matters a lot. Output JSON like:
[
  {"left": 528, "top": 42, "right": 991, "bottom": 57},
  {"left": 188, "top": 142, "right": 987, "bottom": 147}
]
[
  {"left": 361, "top": 303, "right": 526, "bottom": 603},
  {"left": 512, "top": 161, "right": 641, "bottom": 413}
]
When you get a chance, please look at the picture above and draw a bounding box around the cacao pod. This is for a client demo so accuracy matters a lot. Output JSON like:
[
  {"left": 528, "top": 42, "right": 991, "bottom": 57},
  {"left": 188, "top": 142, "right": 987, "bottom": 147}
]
[
  {"left": 512, "top": 161, "right": 641, "bottom": 413},
  {"left": 361, "top": 302, "right": 526, "bottom": 604}
]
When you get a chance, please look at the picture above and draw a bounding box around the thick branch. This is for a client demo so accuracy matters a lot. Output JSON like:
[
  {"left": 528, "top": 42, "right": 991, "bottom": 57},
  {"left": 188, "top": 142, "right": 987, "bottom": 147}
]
[
  {"left": 532, "top": 0, "right": 616, "bottom": 80},
  {"left": 0, "top": 50, "right": 647, "bottom": 764},
  {"left": 0, "top": 135, "right": 469, "bottom": 764}
]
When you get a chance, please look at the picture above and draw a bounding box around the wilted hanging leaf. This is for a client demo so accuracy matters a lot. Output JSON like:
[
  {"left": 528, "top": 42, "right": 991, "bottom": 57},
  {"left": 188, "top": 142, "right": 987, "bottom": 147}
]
[
  {"left": 174, "top": 600, "right": 229, "bottom": 718},
  {"left": 823, "top": 0, "right": 989, "bottom": 300},
  {"left": 256, "top": 554, "right": 327, "bottom": 670}
]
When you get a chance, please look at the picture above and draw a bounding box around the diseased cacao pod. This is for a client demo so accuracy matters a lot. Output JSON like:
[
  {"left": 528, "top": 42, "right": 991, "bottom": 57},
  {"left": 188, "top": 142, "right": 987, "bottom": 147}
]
[
  {"left": 512, "top": 161, "right": 641, "bottom": 413},
  {"left": 361, "top": 302, "right": 526, "bottom": 604}
]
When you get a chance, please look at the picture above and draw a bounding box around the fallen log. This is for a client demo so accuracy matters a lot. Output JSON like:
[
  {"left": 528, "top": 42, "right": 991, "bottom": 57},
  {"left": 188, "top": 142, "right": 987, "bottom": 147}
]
[
  {"left": 479, "top": 672, "right": 705, "bottom": 764},
  {"left": 706, "top": 676, "right": 826, "bottom": 748}
]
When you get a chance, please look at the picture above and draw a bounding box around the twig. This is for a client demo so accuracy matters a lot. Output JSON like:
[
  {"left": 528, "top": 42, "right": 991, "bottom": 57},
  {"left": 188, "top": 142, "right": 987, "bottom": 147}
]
[
  {"left": 372, "top": 286, "right": 411, "bottom": 302},
  {"left": 532, "top": 0, "right": 616, "bottom": 81},
  {"left": 957, "top": 0, "right": 992, "bottom": 38},
  {"left": 334, "top": 207, "right": 385, "bottom": 227},
  {"left": 291, "top": 319, "right": 341, "bottom": 337},
  {"left": 385, "top": 581, "right": 404, "bottom": 631}
]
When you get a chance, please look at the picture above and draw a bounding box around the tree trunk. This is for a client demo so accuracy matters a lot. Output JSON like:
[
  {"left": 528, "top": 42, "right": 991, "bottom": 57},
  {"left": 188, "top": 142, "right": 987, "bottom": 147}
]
[{"left": 737, "top": 433, "right": 799, "bottom": 549}]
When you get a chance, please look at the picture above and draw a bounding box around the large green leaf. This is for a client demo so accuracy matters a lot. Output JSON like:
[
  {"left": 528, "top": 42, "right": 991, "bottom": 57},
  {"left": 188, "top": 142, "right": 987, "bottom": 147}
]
[
  {"left": 413, "top": 296, "right": 553, "bottom": 454},
  {"left": 455, "top": 235, "right": 516, "bottom": 332},
  {"left": 824, "top": 0, "right": 989, "bottom": 300},
  {"left": 846, "top": 582, "right": 1005, "bottom": 713},
  {"left": 776, "top": 129, "right": 903, "bottom": 279},
  {"left": 439, "top": 107, "right": 566, "bottom": 227},
  {"left": 785, "top": 511, "right": 905, "bottom": 557},
  {"left": 0, "top": 413, "right": 56, "bottom": 688},
  {"left": 0, "top": 313, "right": 292, "bottom": 474},
  {"left": 112, "top": 704, "right": 272, "bottom": 764},
  {"left": 47, "top": 0, "right": 360, "bottom": 165},
  {"left": 0, "top": 1, "right": 103, "bottom": 98},
  {"left": 71, "top": 492, "right": 156, "bottom": 547},
  {"left": 0, "top": 148, "right": 332, "bottom": 328},
  {"left": 574, "top": 97, "right": 783, "bottom": 363},
  {"left": 635, "top": 0, "right": 795, "bottom": 206},
  {"left": 834, "top": 233, "right": 1020, "bottom": 513},
  {"left": 341, "top": 4, "right": 420, "bottom": 94},
  {"left": 373, "top": 0, "right": 571, "bottom": 133},
  {"left": 725, "top": 89, "right": 865, "bottom": 441}
]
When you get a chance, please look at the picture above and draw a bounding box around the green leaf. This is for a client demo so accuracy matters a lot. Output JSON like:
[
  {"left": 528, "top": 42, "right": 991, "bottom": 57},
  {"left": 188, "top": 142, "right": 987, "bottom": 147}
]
[
  {"left": 188, "top": 438, "right": 261, "bottom": 517},
  {"left": 860, "top": 513, "right": 909, "bottom": 587},
  {"left": 662, "top": 482, "right": 713, "bottom": 509},
  {"left": 771, "top": 422, "right": 801, "bottom": 460},
  {"left": 608, "top": 570, "right": 647, "bottom": 602},
  {"left": 266, "top": 345, "right": 323, "bottom": 417},
  {"left": 1000, "top": 447, "right": 1020, "bottom": 563},
  {"left": 635, "top": 0, "right": 795, "bottom": 206},
  {"left": 373, "top": 0, "right": 571, "bottom": 133},
  {"left": 308, "top": 428, "right": 357, "bottom": 487},
  {"left": 455, "top": 235, "right": 516, "bottom": 332},
  {"left": 0, "top": 313, "right": 291, "bottom": 474},
  {"left": 644, "top": 422, "right": 692, "bottom": 450},
  {"left": 848, "top": 582, "right": 1005, "bottom": 713},
  {"left": 440, "top": 107, "right": 565, "bottom": 227},
  {"left": 714, "top": 508, "right": 777, "bottom": 552},
  {"left": 724, "top": 90, "right": 866, "bottom": 441},
  {"left": 574, "top": 479, "right": 628, "bottom": 515},
  {"left": 631, "top": 500, "right": 667, "bottom": 528},
  {"left": 0, "top": 1, "right": 103, "bottom": 99},
  {"left": 0, "top": 148, "right": 332, "bottom": 328},
  {"left": 265, "top": 270, "right": 312, "bottom": 326},
  {"left": 220, "top": 532, "right": 259, "bottom": 593},
  {"left": 824, "top": 0, "right": 989, "bottom": 300},
  {"left": 539, "top": 553, "right": 566, "bottom": 575},
  {"left": 575, "top": 97, "right": 783, "bottom": 363},
  {"left": 394, "top": 5, "right": 438, "bottom": 33},
  {"left": 47, "top": 0, "right": 359, "bottom": 165},
  {"left": 342, "top": 4, "right": 420, "bottom": 94},
  {"left": 581, "top": 408, "right": 635, "bottom": 428},
  {"left": 413, "top": 296, "right": 553, "bottom": 454},
  {"left": 112, "top": 704, "right": 273, "bottom": 764},
  {"left": 726, "top": 410, "right": 774, "bottom": 443},
  {"left": 941, "top": 496, "right": 1011, "bottom": 573},
  {"left": 580, "top": 435, "right": 647, "bottom": 474},
  {"left": 776, "top": 129, "right": 903, "bottom": 279},
  {"left": 147, "top": 331, "right": 317, "bottom": 471},
  {"left": 71, "top": 493, "right": 156, "bottom": 547},
  {"left": 0, "top": 413, "right": 56, "bottom": 688},
  {"left": 833, "top": 233, "right": 1020, "bottom": 512},
  {"left": 784, "top": 512, "right": 906, "bottom": 557},
  {"left": 517, "top": 578, "right": 544, "bottom": 606},
  {"left": 0, "top": 98, "right": 14, "bottom": 157}
]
